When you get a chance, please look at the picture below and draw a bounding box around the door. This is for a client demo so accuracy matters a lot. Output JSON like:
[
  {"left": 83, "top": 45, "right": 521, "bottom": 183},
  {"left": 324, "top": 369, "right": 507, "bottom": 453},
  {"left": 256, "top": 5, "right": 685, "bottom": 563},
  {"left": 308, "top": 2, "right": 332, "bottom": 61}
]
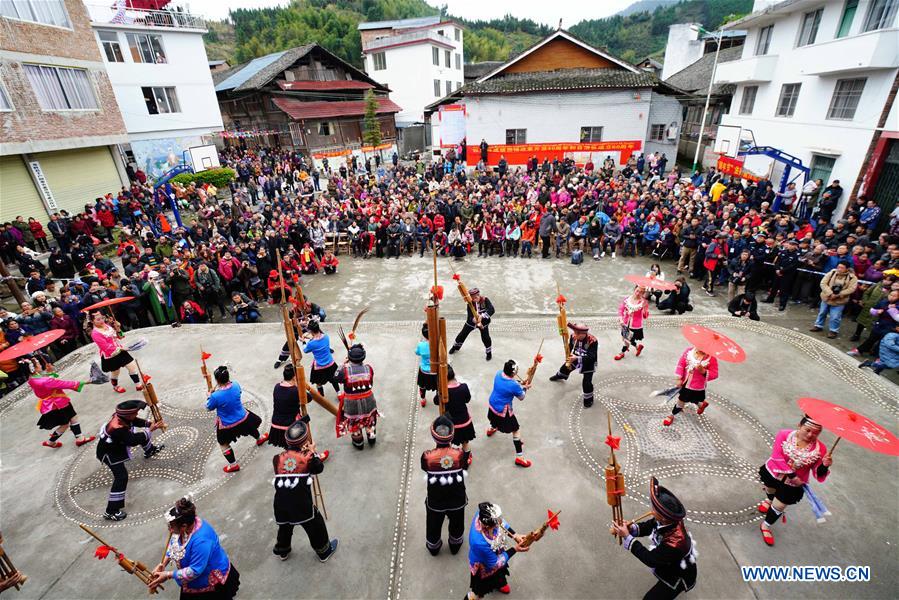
[
  {"left": 809, "top": 154, "right": 836, "bottom": 186},
  {"left": 870, "top": 139, "right": 899, "bottom": 234}
]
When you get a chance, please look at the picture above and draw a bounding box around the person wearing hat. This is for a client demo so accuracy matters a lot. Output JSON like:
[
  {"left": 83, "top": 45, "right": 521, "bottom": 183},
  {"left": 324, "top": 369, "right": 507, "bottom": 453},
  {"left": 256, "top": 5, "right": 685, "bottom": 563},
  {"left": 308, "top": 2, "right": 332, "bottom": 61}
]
[
  {"left": 415, "top": 323, "right": 439, "bottom": 407},
  {"left": 616, "top": 285, "right": 649, "bottom": 361},
  {"left": 549, "top": 322, "right": 599, "bottom": 408},
  {"left": 32, "top": 362, "right": 99, "bottom": 449},
  {"left": 663, "top": 346, "right": 718, "bottom": 427},
  {"left": 757, "top": 416, "right": 833, "bottom": 546},
  {"left": 207, "top": 365, "right": 267, "bottom": 473},
  {"left": 467, "top": 502, "right": 530, "bottom": 598},
  {"left": 421, "top": 415, "right": 467, "bottom": 556},
  {"left": 486, "top": 360, "right": 531, "bottom": 468},
  {"left": 271, "top": 419, "right": 338, "bottom": 562},
  {"left": 302, "top": 320, "right": 340, "bottom": 398},
  {"left": 335, "top": 343, "right": 378, "bottom": 449},
  {"left": 150, "top": 496, "right": 240, "bottom": 597},
  {"left": 610, "top": 477, "right": 697, "bottom": 599},
  {"left": 727, "top": 291, "right": 760, "bottom": 321},
  {"left": 764, "top": 238, "right": 800, "bottom": 311},
  {"left": 96, "top": 399, "right": 166, "bottom": 521},
  {"left": 449, "top": 287, "right": 496, "bottom": 361},
  {"left": 142, "top": 270, "right": 177, "bottom": 326}
]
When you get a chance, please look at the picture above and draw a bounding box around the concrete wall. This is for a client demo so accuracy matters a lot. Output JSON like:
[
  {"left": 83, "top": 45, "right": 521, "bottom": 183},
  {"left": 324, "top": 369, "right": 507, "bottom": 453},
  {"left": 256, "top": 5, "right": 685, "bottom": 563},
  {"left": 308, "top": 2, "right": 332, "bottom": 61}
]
[
  {"left": 717, "top": 0, "right": 899, "bottom": 216},
  {"left": 661, "top": 23, "right": 703, "bottom": 81},
  {"left": 465, "top": 89, "right": 658, "bottom": 160},
  {"left": 364, "top": 25, "right": 463, "bottom": 124},
  {"left": 644, "top": 90, "right": 683, "bottom": 158},
  {"left": 94, "top": 27, "right": 223, "bottom": 140}
]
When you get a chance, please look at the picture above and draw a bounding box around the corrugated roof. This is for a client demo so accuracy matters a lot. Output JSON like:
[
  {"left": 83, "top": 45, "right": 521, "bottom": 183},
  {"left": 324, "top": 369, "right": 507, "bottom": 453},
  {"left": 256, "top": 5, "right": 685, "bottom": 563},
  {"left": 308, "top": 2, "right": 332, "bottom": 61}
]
[
  {"left": 276, "top": 80, "right": 374, "bottom": 91},
  {"left": 271, "top": 96, "right": 402, "bottom": 120},
  {"left": 358, "top": 15, "right": 441, "bottom": 31},
  {"left": 464, "top": 68, "right": 664, "bottom": 95},
  {"left": 664, "top": 46, "right": 743, "bottom": 94},
  {"left": 214, "top": 50, "right": 289, "bottom": 92}
]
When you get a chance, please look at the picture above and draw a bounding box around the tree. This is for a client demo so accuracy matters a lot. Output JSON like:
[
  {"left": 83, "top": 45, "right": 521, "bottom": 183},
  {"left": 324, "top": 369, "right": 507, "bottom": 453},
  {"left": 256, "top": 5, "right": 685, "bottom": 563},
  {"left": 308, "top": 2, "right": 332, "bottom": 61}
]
[{"left": 362, "top": 89, "right": 382, "bottom": 148}]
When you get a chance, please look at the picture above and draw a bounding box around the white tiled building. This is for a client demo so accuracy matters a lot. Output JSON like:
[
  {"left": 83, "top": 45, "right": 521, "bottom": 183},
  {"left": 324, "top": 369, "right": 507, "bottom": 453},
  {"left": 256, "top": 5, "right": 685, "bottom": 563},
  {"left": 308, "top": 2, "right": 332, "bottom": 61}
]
[
  {"left": 715, "top": 0, "right": 899, "bottom": 219},
  {"left": 359, "top": 15, "right": 464, "bottom": 126},
  {"left": 85, "top": 2, "right": 223, "bottom": 179}
]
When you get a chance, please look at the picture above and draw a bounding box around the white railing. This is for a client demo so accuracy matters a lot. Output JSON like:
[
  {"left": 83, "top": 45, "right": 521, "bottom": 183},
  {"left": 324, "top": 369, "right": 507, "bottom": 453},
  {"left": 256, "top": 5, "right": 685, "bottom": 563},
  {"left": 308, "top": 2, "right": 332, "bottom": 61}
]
[
  {"left": 85, "top": 3, "right": 206, "bottom": 31},
  {"left": 363, "top": 28, "right": 453, "bottom": 51}
]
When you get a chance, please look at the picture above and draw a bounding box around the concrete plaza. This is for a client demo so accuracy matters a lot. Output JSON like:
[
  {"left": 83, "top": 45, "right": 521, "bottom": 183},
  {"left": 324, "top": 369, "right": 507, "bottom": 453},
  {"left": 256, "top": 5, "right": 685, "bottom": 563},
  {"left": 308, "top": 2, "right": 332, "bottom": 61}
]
[{"left": 1, "top": 254, "right": 897, "bottom": 599}]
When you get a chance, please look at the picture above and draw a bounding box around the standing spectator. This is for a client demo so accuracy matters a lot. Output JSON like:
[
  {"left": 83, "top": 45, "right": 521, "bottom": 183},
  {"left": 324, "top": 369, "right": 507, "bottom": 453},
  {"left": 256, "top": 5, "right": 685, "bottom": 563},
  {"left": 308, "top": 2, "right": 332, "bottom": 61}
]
[
  {"left": 12, "top": 216, "right": 35, "bottom": 250},
  {"left": 810, "top": 261, "right": 858, "bottom": 338},
  {"left": 47, "top": 213, "right": 70, "bottom": 253},
  {"left": 28, "top": 218, "right": 49, "bottom": 252}
]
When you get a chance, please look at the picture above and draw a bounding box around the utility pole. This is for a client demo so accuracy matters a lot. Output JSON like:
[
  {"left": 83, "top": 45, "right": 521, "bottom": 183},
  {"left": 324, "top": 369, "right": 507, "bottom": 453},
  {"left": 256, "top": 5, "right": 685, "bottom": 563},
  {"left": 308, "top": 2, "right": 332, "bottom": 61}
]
[
  {"left": 691, "top": 25, "right": 723, "bottom": 175},
  {"left": 0, "top": 258, "right": 27, "bottom": 307}
]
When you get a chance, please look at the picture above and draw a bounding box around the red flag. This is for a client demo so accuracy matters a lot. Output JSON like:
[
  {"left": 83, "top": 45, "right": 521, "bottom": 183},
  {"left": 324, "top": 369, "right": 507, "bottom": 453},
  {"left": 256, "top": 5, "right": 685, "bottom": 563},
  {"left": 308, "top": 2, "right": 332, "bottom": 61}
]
[
  {"left": 605, "top": 435, "right": 621, "bottom": 450},
  {"left": 452, "top": 273, "right": 461, "bottom": 281},
  {"left": 547, "top": 510, "right": 560, "bottom": 530},
  {"left": 94, "top": 545, "right": 112, "bottom": 559},
  {"left": 201, "top": 352, "right": 212, "bottom": 360},
  {"left": 555, "top": 294, "right": 567, "bottom": 304},
  {"left": 535, "top": 354, "right": 543, "bottom": 363}
]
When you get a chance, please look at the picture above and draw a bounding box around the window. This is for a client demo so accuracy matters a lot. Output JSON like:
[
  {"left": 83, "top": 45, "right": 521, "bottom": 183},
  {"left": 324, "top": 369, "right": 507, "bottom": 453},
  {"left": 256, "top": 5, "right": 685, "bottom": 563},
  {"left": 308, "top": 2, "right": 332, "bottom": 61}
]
[
  {"left": 141, "top": 86, "right": 180, "bottom": 114},
  {"left": 437, "top": 29, "right": 444, "bottom": 36},
  {"left": 797, "top": 8, "right": 823, "bottom": 46},
  {"left": 649, "top": 124, "right": 666, "bottom": 142},
  {"left": 863, "top": 0, "right": 899, "bottom": 31},
  {"left": 24, "top": 65, "right": 97, "bottom": 110},
  {"left": 0, "top": 0, "right": 69, "bottom": 28},
  {"left": 433, "top": 79, "right": 440, "bottom": 96},
  {"left": 580, "top": 126, "right": 603, "bottom": 142},
  {"left": 454, "top": 28, "right": 460, "bottom": 41},
  {"left": 455, "top": 53, "right": 461, "bottom": 70},
  {"left": 318, "top": 122, "right": 332, "bottom": 136},
  {"left": 0, "top": 78, "right": 12, "bottom": 111},
  {"left": 445, "top": 49, "right": 451, "bottom": 67},
  {"left": 98, "top": 31, "right": 124, "bottom": 63},
  {"left": 837, "top": 0, "right": 859, "bottom": 37},
  {"left": 755, "top": 25, "right": 774, "bottom": 55},
  {"left": 827, "top": 78, "right": 866, "bottom": 119},
  {"left": 739, "top": 85, "right": 758, "bottom": 114},
  {"left": 127, "top": 33, "right": 166, "bottom": 64},
  {"left": 432, "top": 46, "right": 440, "bottom": 66},
  {"left": 505, "top": 129, "right": 526, "bottom": 144},
  {"left": 372, "top": 52, "right": 386, "bottom": 71},
  {"left": 445, "top": 80, "right": 452, "bottom": 95},
  {"left": 776, "top": 83, "right": 801, "bottom": 117}
]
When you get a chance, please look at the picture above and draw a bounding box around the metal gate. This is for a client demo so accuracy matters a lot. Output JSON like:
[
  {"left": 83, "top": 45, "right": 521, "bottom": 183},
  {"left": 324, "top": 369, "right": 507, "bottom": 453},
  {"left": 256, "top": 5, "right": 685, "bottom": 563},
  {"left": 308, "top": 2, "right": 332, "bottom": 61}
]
[{"left": 871, "top": 139, "right": 899, "bottom": 233}]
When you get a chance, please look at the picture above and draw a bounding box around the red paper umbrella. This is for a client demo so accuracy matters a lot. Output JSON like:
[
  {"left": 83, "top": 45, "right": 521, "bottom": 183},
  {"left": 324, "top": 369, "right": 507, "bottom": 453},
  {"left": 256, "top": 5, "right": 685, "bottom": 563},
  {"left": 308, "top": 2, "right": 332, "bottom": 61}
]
[
  {"left": 0, "top": 329, "right": 65, "bottom": 361},
  {"left": 623, "top": 274, "right": 677, "bottom": 291},
  {"left": 680, "top": 323, "right": 746, "bottom": 363},
  {"left": 797, "top": 397, "right": 899, "bottom": 456},
  {"left": 82, "top": 296, "right": 134, "bottom": 312}
]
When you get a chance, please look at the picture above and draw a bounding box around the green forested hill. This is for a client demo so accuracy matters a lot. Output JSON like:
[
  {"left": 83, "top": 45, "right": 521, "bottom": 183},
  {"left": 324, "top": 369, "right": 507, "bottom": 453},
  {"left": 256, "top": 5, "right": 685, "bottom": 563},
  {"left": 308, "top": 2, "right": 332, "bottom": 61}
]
[{"left": 204, "top": 0, "right": 751, "bottom": 68}]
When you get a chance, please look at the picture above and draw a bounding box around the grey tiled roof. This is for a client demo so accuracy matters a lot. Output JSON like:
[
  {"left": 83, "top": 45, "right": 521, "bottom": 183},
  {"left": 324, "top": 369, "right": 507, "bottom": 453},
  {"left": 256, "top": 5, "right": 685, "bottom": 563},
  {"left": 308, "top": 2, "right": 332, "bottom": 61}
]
[
  {"left": 663, "top": 46, "right": 743, "bottom": 95},
  {"left": 462, "top": 68, "right": 669, "bottom": 95}
]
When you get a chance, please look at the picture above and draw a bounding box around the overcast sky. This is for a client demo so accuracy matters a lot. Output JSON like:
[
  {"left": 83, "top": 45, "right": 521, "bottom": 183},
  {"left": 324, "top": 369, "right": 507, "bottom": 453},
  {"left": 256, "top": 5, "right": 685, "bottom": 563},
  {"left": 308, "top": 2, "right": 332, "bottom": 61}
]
[{"left": 181, "top": 0, "right": 635, "bottom": 26}]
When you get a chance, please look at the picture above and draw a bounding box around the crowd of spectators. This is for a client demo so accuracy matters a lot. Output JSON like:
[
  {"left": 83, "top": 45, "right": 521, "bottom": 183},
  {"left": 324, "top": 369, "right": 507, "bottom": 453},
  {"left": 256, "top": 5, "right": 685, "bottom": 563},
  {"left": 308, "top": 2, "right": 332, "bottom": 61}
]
[{"left": 1, "top": 145, "right": 898, "bottom": 396}]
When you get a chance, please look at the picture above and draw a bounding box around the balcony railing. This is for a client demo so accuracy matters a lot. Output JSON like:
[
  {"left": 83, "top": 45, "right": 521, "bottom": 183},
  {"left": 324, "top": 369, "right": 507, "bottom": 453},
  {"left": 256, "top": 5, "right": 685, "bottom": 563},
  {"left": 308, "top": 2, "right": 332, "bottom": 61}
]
[
  {"left": 363, "top": 28, "right": 453, "bottom": 52},
  {"left": 798, "top": 28, "right": 898, "bottom": 76},
  {"left": 85, "top": 4, "right": 205, "bottom": 31},
  {"left": 714, "top": 54, "right": 778, "bottom": 84}
]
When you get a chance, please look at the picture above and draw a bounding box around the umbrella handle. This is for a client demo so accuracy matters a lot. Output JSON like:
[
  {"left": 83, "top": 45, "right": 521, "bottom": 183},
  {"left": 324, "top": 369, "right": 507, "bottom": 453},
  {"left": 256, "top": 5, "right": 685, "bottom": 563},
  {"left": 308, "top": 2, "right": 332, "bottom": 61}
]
[{"left": 827, "top": 436, "right": 841, "bottom": 457}]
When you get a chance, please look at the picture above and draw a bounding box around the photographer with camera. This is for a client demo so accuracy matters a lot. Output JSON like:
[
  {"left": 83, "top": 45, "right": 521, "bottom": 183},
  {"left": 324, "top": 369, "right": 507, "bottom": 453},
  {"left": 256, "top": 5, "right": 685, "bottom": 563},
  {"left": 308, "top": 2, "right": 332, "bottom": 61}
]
[{"left": 810, "top": 261, "right": 858, "bottom": 339}]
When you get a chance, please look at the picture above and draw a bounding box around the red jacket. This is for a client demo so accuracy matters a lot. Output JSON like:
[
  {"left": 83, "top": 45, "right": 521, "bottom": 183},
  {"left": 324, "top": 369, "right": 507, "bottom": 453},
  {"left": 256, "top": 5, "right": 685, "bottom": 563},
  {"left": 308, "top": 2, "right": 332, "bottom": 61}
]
[
  {"left": 97, "top": 209, "right": 116, "bottom": 228},
  {"left": 29, "top": 221, "right": 47, "bottom": 239}
]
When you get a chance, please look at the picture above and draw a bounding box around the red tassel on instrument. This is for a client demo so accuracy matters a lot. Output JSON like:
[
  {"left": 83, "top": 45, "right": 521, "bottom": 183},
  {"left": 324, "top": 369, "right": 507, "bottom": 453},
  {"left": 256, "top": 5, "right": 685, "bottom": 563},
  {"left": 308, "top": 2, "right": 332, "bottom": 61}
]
[
  {"left": 556, "top": 294, "right": 567, "bottom": 304},
  {"left": 201, "top": 352, "right": 212, "bottom": 360},
  {"left": 431, "top": 286, "right": 444, "bottom": 300},
  {"left": 452, "top": 273, "right": 460, "bottom": 281},
  {"left": 547, "top": 510, "right": 560, "bottom": 530},
  {"left": 604, "top": 435, "right": 621, "bottom": 450},
  {"left": 535, "top": 354, "right": 543, "bottom": 363},
  {"left": 94, "top": 545, "right": 112, "bottom": 559}
]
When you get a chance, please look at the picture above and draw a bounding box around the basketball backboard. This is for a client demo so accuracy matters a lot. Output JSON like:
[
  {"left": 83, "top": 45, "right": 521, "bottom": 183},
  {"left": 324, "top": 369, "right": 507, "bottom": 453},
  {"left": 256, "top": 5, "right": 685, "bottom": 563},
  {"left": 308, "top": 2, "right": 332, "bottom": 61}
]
[{"left": 714, "top": 125, "right": 742, "bottom": 157}]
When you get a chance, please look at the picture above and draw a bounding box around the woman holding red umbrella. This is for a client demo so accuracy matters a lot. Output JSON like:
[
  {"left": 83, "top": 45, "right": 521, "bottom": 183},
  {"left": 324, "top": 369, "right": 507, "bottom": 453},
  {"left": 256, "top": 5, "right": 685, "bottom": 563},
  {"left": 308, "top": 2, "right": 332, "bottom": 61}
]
[
  {"left": 90, "top": 312, "right": 143, "bottom": 394},
  {"left": 757, "top": 416, "right": 832, "bottom": 546},
  {"left": 662, "top": 347, "right": 718, "bottom": 427},
  {"left": 615, "top": 284, "right": 649, "bottom": 361}
]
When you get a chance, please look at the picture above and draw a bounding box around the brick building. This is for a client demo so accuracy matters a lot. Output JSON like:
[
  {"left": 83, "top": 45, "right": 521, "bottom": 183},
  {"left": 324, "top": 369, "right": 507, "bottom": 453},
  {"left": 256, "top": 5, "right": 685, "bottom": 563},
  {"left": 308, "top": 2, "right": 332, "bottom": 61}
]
[
  {"left": 213, "top": 44, "right": 401, "bottom": 170},
  {"left": 1, "top": 0, "right": 129, "bottom": 223}
]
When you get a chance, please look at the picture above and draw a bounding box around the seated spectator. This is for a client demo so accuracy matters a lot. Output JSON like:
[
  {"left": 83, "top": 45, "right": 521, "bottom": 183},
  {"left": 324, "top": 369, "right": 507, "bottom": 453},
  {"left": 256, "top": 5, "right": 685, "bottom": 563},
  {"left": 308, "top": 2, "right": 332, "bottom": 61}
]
[
  {"left": 230, "top": 292, "right": 260, "bottom": 323},
  {"left": 180, "top": 300, "right": 208, "bottom": 324},
  {"left": 321, "top": 251, "right": 339, "bottom": 274},
  {"left": 49, "top": 307, "right": 79, "bottom": 356},
  {"left": 859, "top": 323, "right": 899, "bottom": 375}
]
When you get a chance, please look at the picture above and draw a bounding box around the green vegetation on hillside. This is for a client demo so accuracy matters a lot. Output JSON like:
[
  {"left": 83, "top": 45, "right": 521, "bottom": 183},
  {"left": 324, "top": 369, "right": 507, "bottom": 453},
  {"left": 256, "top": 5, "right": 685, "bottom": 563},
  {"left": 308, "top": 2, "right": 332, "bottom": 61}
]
[{"left": 204, "top": 0, "right": 752, "bottom": 68}]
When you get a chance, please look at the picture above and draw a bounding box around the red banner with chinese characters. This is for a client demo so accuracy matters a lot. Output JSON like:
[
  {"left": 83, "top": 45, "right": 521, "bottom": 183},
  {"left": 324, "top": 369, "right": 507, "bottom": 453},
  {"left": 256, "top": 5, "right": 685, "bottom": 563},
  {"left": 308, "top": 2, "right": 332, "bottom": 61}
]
[
  {"left": 312, "top": 149, "right": 352, "bottom": 159},
  {"left": 716, "top": 155, "right": 761, "bottom": 182},
  {"left": 465, "top": 140, "right": 642, "bottom": 166},
  {"left": 361, "top": 142, "right": 394, "bottom": 152}
]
